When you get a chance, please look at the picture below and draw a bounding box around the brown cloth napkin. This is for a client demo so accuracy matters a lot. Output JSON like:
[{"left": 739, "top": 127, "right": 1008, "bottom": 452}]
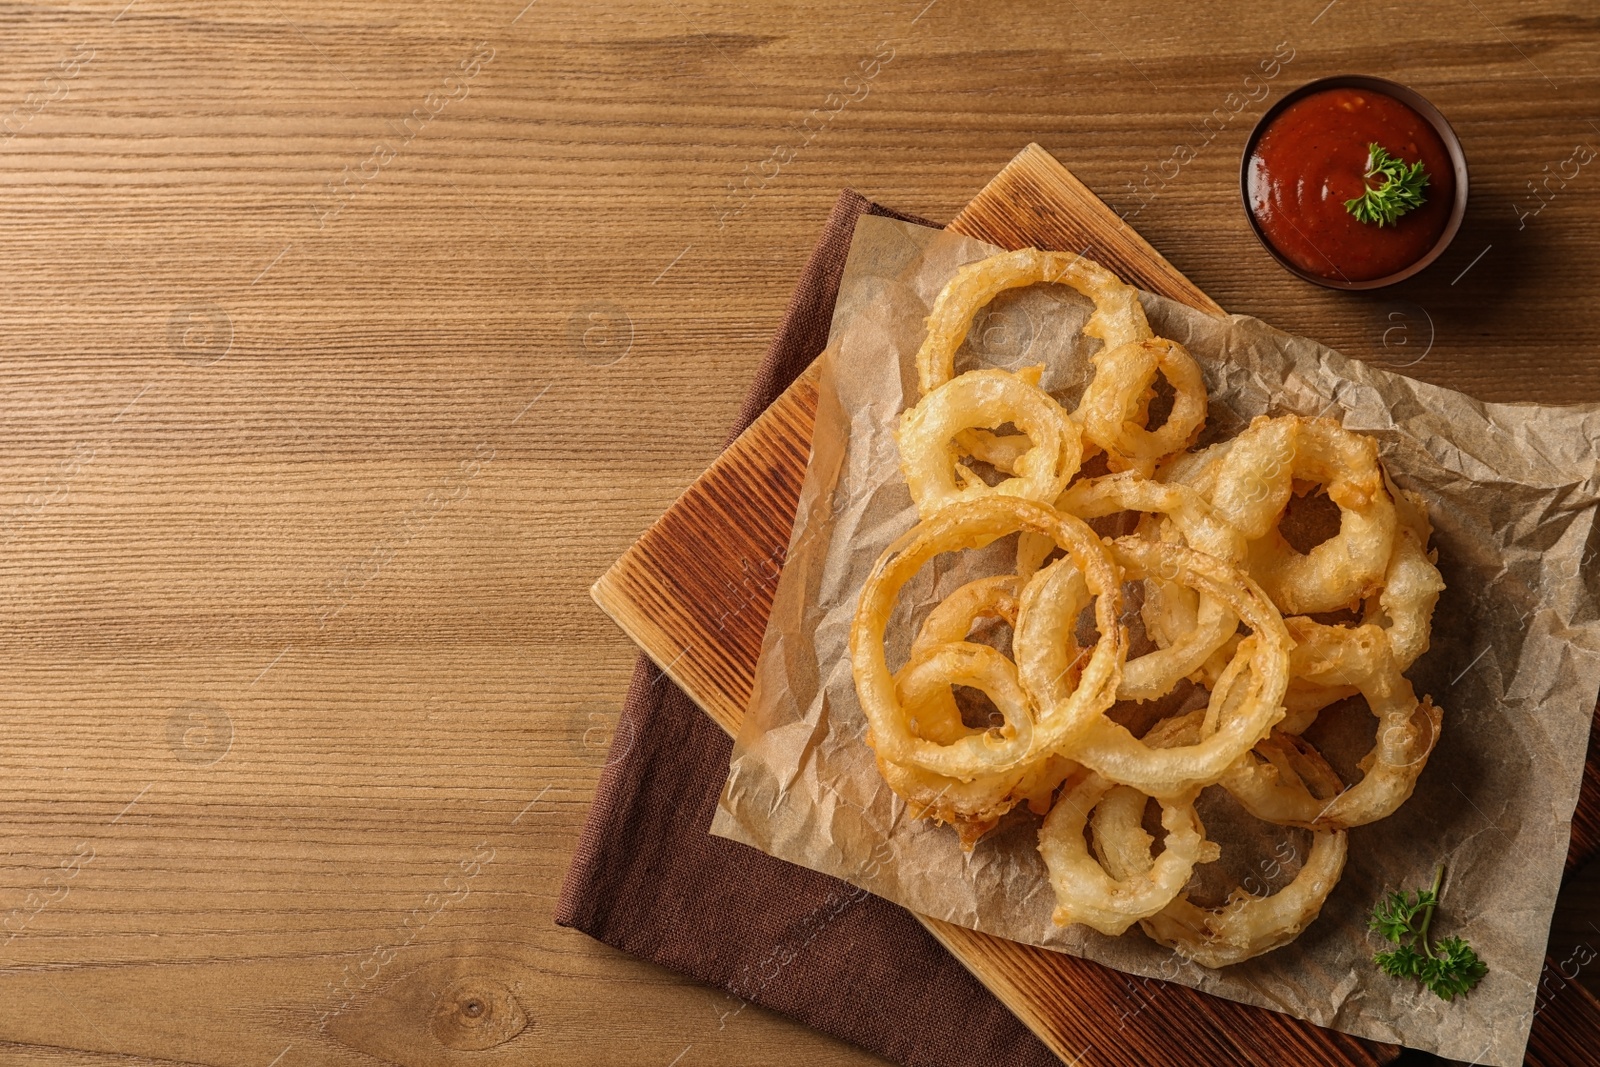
[{"left": 556, "top": 190, "right": 1060, "bottom": 1066}]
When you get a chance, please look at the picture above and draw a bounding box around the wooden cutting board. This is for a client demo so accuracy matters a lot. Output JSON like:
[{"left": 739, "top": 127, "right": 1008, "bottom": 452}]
[{"left": 590, "top": 144, "right": 1600, "bottom": 1067}]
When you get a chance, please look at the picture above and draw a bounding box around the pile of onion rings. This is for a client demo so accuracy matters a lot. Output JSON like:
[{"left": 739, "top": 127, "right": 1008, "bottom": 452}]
[{"left": 853, "top": 248, "right": 1444, "bottom": 966}]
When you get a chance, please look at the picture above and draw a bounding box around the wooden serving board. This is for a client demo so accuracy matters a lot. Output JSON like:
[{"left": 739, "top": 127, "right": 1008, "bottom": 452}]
[{"left": 590, "top": 144, "right": 1600, "bottom": 1066}]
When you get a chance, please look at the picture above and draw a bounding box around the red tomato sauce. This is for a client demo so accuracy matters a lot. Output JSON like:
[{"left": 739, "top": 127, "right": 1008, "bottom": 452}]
[{"left": 1247, "top": 87, "right": 1454, "bottom": 282}]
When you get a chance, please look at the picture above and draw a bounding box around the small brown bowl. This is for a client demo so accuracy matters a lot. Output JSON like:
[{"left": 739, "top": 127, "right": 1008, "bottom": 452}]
[{"left": 1239, "top": 75, "right": 1468, "bottom": 291}]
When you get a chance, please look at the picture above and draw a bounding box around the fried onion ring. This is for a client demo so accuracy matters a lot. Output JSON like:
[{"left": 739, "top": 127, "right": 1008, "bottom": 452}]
[
  {"left": 1364, "top": 486, "right": 1443, "bottom": 671},
  {"left": 1169, "top": 416, "right": 1399, "bottom": 615},
  {"left": 875, "top": 574, "right": 1074, "bottom": 849},
  {"left": 1038, "top": 771, "right": 1219, "bottom": 935},
  {"left": 1076, "top": 338, "right": 1208, "bottom": 476},
  {"left": 851, "top": 497, "right": 1123, "bottom": 779},
  {"left": 1199, "top": 478, "right": 1439, "bottom": 732},
  {"left": 877, "top": 678, "right": 1073, "bottom": 848},
  {"left": 1136, "top": 819, "right": 1346, "bottom": 967},
  {"left": 915, "top": 248, "right": 1152, "bottom": 397},
  {"left": 889, "top": 575, "right": 1022, "bottom": 743},
  {"left": 1049, "top": 537, "right": 1290, "bottom": 798},
  {"left": 1103, "top": 713, "right": 1348, "bottom": 966},
  {"left": 912, "top": 247, "right": 1150, "bottom": 472},
  {"left": 1256, "top": 482, "right": 1441, "bottom": 733},
  {"left": 1222, "top": 658, "right": 1442, "bottom": 830},
  {"left": 876, "top": 749, "right": 1075, "bottom": 849},
  {"left": 897, "top": 369, "right": 1081, "bottom": 518}
]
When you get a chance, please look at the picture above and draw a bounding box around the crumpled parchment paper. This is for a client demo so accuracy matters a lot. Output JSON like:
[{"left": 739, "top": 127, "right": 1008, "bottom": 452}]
[{"left": 710, "top": 215, "right": 1600, "bottom": 1066}]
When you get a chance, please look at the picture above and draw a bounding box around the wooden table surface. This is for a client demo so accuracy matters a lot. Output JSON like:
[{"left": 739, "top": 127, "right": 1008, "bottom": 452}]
[{"left": 0, "top": 2, "right": 1595, "bottom": 1064}]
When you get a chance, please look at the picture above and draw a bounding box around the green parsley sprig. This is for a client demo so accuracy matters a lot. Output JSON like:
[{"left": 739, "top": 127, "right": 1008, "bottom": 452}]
[
  {"left": 1344, "top": 142, "right": 1430, "bottom": 227},
  {"left": 1369, "top": 865, "right": 1487, "bottom": 1001}
]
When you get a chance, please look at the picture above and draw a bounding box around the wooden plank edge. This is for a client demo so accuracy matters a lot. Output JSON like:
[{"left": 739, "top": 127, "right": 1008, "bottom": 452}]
[
  {"left": 589, "top": 361, "right": 824, "bottom": 734},
  {"left": 590, "top": 570, "right": 741, "bottom": 735},
  {"left": 948, "top": 143, "right": 1224, "bottom": 317}
]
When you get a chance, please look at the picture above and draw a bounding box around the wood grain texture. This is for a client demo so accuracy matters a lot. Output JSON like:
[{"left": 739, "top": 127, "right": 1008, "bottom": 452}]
[
  {"left": 592, "top": 367, "right": 820, "bottom": 736},
  {"left": 594, "top": 142, "right": 1400, "bottom": 1067},
  {"left": 0, "top": 1, "right": 1597, "bottom": 1064}
]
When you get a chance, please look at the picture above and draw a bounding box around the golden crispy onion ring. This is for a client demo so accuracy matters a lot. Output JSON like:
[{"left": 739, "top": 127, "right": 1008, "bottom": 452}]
[
  {"left": 1076, "top": 338, "right": 1207, "bottom": 476},
  {"left": 1222, "top": 658, "right": 1442, "bottom": 830},
  {"left": 1276, "top": 534, "right": 1440, "bottom": 687},
  {"left": 1285, "top": 616, "right": 1390, "bottom": 687},
  {"left": 876, "top": 641, "right": 1034, "bottom": 773},
  {"left": 876, "top": 751, "right": 1075, "bottom": 850},
  {"left": 892, "top": 575, "right": 1022, "bottom": 744},
  {"left": 878, "top": 574, "right": 1074, "bottom": 849},
  {"left": 1169, "top": 416, "right": 1399, "bottom": 615},
  {"left": 913, "top": 247, "right": 1150, "bottom": 472},
  {"left": 915, "top": 248, "right": 1152, "bottom": 397},
  {"left": 1271, "top": 487, "right": 1442, "bottom": 710},
  {"left": 1049, "top": 537, "right": 1289, "bottom": 797},
  {"left": 878, "top": 653, "right": 1075, "bottom": 848},
  {"left": 1197, "top": 478, "right": 1439, "bottom": 734},
  {"left": 1278, "top": 680, "right": 1359, "bottom": 735},
  {"left": 1038, "top": 771, "right": 1218, "bottom": 935},
  {"left": 1100, "top": 713, "right": 1348, "bottom": 967},
  {"left": 1365, "top": 484, "right": 1443, "bottom": 671},
  {"left": 851, "top": 497, "right": 1123, "bottom": 779},
  {"left": 1054, "top": 475, "right": 1243, "bottom": 702},
  {"left": 897, "top": 369, "right": 1081, "bottom": 518},
  {"left": 952, "top": 367, "right": 1049, "bottom": 477},
  {"left": 1140, "top": 825, "right": 1346, "bottom": 967}
]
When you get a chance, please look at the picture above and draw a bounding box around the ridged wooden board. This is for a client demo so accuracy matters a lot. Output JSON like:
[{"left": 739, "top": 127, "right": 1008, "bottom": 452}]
[{"left": 590, "top": 144, "right": 1600, "bottom": 1066}]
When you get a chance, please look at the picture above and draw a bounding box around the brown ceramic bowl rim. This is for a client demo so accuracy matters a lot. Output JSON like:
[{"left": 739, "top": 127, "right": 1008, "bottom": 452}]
[{"left": 1239, "top": 74, "right": 1469, "bottom": 291}]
